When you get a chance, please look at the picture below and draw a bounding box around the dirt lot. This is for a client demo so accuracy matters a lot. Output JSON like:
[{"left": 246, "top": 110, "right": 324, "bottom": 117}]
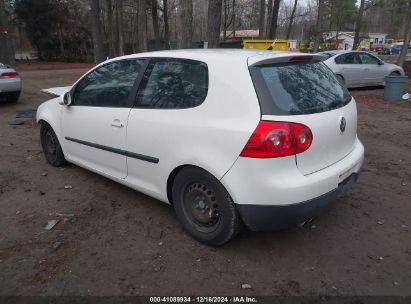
[{"left": 0, "top": 65, "right": 410, "bottom": 296}]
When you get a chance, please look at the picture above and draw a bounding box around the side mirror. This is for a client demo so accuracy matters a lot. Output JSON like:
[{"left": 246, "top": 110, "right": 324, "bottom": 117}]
[
  {"left": 378, "top": 61, "right": 384, "bottom": 66},
  {"left": 59, "top": 92, "right": 72, "bottom": 106}
]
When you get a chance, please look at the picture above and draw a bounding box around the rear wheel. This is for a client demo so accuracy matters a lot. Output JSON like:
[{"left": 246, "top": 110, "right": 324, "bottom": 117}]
[
  {"left": 8, "top": 91, "right": 20, "bottom": 103},
  {"left": 389, "top": 71, "right": 401, "bottom": 76},
  {"left": 40, "top": 122, "right": 67, "bottom": 167},
  {"left": 172, "top": 167, "right": 242, "bottom": 246}
]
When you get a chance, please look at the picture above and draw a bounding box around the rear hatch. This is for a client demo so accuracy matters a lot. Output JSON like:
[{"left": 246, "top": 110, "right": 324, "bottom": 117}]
[{"left": 249, "top": 55, "right": 357, "bottom": 175}]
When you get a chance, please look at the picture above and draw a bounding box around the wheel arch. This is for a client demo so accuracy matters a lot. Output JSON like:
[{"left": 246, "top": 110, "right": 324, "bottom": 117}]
[
  {"left": 37, "top": 116, "right": 65, "bottom": 146},
  {"left": 390, "top": 70, "right": 402, "bottom": 76},
  {"left": 166, "top": 164, "right": 220, "bottom": 205},
  {"left": 36, "top": 100, "right": 65, "bottom": 153}
]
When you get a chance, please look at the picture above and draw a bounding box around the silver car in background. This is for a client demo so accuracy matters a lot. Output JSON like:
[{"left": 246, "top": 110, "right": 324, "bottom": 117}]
[
  {"left": 319, "top": 51, "right": 405, "bottom": 88},
  {"left": 0, "top": 62, "right": 22, "bottom": 103}
]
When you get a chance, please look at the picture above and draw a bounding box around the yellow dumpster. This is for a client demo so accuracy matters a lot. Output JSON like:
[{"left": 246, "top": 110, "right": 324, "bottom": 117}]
[{"left": 243, "top": 40, "right": 289, "bottom": 51}]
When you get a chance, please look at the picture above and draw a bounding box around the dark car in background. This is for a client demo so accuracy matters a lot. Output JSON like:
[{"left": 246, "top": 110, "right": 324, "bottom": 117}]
[{"left": 370, "top": 44, "right": 391, "bottom": 55}]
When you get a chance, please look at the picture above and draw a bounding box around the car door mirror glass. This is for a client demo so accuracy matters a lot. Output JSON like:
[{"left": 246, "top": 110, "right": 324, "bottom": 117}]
[{"left": 61, "top": 92, "right": 72, "bottom": 106}]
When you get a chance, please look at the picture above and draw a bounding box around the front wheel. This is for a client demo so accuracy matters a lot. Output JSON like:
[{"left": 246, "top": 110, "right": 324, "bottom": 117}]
[
  {"left": 172, "top": 167, "right": 243, "bottom": 246},
  {"left": 389, "top": 71, "right": 401, "bottom": 76},
  {"left": 40, "top": 122, "right": 67, "bottom": 167}
]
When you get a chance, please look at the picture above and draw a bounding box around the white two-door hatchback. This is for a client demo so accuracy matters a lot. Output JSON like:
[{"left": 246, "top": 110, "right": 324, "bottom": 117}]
[{"left": 36, "top": 50, "right": 364, "bottom": 245}]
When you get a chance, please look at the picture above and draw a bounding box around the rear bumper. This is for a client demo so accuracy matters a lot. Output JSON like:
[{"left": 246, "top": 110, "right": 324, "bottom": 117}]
[
  {"left": 237, "top": 172, "right": 360, "bottom": 231},
  {"left": 0, "top": 90, "right": 21, "bottom": 102},
  {"left": 221, "top": 137, "right": 364, "bottom": 231},
  {"left": 0, "top": 77, "right": 22, "bottom": 92}
]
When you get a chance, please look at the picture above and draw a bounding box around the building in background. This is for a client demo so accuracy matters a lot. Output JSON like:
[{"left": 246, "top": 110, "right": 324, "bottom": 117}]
[{"left": 324, "top": 31, "right": 388, "bottom": 50}]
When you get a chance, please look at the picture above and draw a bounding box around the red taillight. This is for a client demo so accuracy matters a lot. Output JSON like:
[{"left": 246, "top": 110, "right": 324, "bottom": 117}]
[
  {"left": 1, "top": 72, "right": 19, "bottom": 78},
  {"left": 291, "top": 123, "right": 312, "bottom": 153},
  {"left": 240, "top": 121, "right": 313, "bottom": 158}
]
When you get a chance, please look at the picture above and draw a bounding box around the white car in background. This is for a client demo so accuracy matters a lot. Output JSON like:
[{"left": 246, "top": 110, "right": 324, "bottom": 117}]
[
  {"left": 0, "top": 62, "right": 21, "bottom": 102},
  {"left": 319, "top": 51, "right": 405, "bottom": 88},
  {"left": 36, "top": 50, "right": 364, "bottom": 245}
]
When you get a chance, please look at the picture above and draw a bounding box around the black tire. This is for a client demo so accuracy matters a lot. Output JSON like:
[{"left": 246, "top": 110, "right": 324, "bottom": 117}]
[
  {"left": 9, "top": 91, "right": 20, "bottom": 103},
  {"left": 389, "top": 71, "right": 401, "bottom": 76},
  {"left": 172, "top": 167, "right": 243, "bottom": 246},
  {"left": 40, "top": 122, "right": 67, "bottom": 167}
]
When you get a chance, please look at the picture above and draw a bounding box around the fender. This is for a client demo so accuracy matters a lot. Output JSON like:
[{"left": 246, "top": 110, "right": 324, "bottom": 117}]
[{"left": 36, "top": 98, "right": 65, "bottom": 151}]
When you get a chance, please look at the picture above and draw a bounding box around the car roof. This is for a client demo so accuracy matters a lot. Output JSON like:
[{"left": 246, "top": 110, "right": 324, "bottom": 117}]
[
  {"left": 102, "top": 49, "right": 323, "bottom": 67},
  {"left": 0, "top": 62, "right": 14, "bottom": 70},
  {"left": 317, "top": 50, "right": 350, "bottom": 56}
]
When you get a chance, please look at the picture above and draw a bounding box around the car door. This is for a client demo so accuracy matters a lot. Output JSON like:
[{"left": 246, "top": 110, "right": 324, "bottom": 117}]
[
  {"left": 357, "top": 52, "right": 386, "bottom": 85},
  {"left": 125, "top": 58, "right": 209, "bottom": 199},
  {"left": 61, "top": 59, "right": 147, "bottom": 179},
  {"left": 334, "top": 52, "right": 364, "bottom": 87}
]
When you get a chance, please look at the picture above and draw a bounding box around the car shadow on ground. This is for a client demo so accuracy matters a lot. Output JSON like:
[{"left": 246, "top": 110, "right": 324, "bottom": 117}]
[{"left": 348, "top": 85, "right": 384, "bottom": 92}]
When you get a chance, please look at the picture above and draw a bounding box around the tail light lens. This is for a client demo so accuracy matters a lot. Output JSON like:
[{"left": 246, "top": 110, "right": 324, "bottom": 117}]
[
  {"left": 1, "top": 72, "right": 19, "bottom": 78},
  {"left": 240, "top": 121, "right": 313, "bottom": 158}
]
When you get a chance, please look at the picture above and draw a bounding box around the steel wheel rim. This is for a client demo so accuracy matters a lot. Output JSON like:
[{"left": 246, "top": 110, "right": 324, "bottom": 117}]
[
  {"left": 45, "top": 129, "right": 57, "bottom": 156},
  {"left": 182, "top": 181, "right": 220, "bottom": 233}
]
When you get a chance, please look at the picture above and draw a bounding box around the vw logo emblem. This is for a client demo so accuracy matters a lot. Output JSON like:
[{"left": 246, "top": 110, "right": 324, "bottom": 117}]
[{"left": 340, "top": 117, "right": 347, "bottom": 133}]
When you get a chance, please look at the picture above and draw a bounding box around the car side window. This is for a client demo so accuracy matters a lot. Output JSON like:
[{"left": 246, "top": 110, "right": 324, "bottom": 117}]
[
  {"left": 134, "top": 58, "right": 208, "bottom": 109},
  {"left": 73, "top": 59, "right": 146, "bottom": 107},
  {"left": 335, "top": 53, "right": 361, "bottom": 64},
  {"left": 358, "top": 53, "right": 380, "bottom": 65}
]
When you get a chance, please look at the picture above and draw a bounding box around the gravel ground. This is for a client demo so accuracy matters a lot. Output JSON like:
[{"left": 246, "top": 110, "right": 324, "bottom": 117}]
[{"left": 0, "top": 67, "right": 410, "bottom": 296}]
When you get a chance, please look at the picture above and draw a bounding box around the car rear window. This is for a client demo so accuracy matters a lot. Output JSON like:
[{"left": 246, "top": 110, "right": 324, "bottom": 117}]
[{"left": 250, "top": 61, "right": 352, "bottom": 115}]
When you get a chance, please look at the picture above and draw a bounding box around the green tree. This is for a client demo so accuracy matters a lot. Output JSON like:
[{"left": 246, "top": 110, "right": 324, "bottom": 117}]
[
  {"left": 14, "top": 0, "right": 91, "bottom": 61},
  {"left": 328, "top": 0, "right": 357, "bottom": 33},
  {"left": 0, "top": 0, "right": 15, "bottom": 65},
  {"left": 14, "top": 0, "right": 58, "bottom": 59}
]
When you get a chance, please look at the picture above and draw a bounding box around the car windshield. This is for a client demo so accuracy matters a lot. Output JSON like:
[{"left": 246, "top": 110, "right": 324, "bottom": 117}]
[
  {"left": 0, "top": 62, "right": 7, "bottom": 69},
  {"left": 251, "top": 61, "right": 352, "bottom": 115}
]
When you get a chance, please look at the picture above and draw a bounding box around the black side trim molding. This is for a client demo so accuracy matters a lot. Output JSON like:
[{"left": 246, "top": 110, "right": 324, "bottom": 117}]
[{"left": 65, "top": 137, "right": 159, "bottom": 164}]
